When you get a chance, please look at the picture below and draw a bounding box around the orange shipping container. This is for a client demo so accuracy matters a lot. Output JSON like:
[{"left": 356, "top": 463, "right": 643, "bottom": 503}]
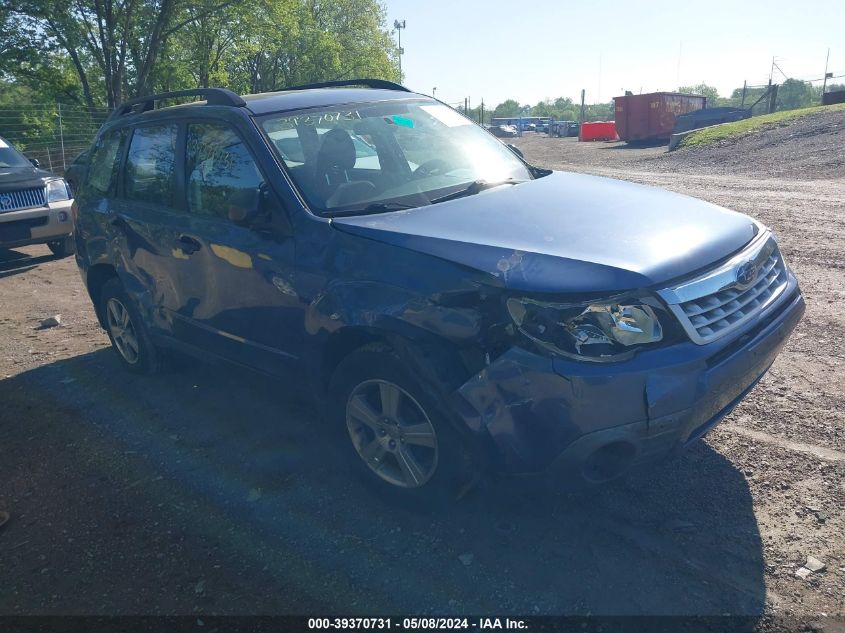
[{"left": 579, "top": 121, "right": 619, "bottom": 142}]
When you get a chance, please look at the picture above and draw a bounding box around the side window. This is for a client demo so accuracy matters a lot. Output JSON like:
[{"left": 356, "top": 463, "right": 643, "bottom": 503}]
[
  {"left": 85, "top": 129, "right": 125, "bottom": 196},
  {"left": 125, "top": 124, "right": 177, "bottom": 206},
  {"left": 186, "top": 122, "right": 263, "bottom": 221}
]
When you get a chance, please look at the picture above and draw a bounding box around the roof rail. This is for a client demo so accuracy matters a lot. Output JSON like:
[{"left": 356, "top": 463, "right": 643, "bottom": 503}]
[
  {"left": 280, "top": 79, "right": 411, "bottom": 93},
  {"left": 109, "top": 88, "right": 246, "bottom": 120}
]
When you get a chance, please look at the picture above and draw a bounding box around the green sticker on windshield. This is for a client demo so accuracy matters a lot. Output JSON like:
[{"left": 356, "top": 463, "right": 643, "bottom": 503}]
[{"left": 391, "top": 115, "right": 415, "bottom": 128}]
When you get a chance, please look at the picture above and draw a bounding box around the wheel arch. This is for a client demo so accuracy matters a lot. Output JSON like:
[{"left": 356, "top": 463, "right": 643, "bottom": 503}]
[
  {"left": 86, "top": 263, "right": 119, "bottom": 328},
  {"left": 320, "top": 323, "right": 473, "bottom": 396},
  {"left": 322, "top": 323, "right": 500, "bottom": 474}
]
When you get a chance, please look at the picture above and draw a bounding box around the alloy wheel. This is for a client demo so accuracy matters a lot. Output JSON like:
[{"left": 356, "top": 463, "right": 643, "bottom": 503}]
[
  {"left": 106, "top": 297, "right": 140, "bottom": 365},
  {"left": 345, "top": 379, "right": 439, "bottom": 488}
]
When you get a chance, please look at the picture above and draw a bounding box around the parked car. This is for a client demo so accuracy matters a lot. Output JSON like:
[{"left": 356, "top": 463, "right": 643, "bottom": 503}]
[
  {"left": 0, "top": 135, "right": 75, "bottom": 257},
  {"left": 64, "top": 149, "right": 91, "bottom": 196},
  {"left": 549, "top": 121, "right": 579, "bottom": 137},
  {"left": 74, "top": 81, "right": 804, "bottom": 500},
  {"left": 489, "top": 124, "right": 518, "bottom": 138}
]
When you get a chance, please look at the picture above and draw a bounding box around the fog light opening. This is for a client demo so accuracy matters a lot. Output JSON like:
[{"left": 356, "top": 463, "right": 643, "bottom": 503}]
[{"left": 581, "top": 441, "right": 636, "bottom": 484}]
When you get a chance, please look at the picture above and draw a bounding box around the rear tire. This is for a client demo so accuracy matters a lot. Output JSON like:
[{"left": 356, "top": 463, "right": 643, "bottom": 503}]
[
  {"left": 47, "top": 235, "right": 75, "bottom": 258},
  {"left": 329, "top": 345, "right": 468, "bottom": 506},
  {"left": 99, "top": 278, "right": 162, "bottom": 374}
]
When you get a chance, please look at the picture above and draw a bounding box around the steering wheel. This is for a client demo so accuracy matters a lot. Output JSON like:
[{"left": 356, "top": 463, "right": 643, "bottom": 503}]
[{"left": 414, "top": 159, "right": 453, "bottom": 178}]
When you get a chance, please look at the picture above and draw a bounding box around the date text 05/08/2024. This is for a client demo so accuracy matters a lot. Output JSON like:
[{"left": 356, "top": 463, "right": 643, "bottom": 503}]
[{"left": 307, "top": 618, "right": 528, "bottom": 630}]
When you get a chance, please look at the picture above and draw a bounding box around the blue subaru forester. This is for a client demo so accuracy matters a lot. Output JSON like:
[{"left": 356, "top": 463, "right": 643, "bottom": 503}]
[{"left": 73, "top": 80, "right": 804, "bottom": 499}]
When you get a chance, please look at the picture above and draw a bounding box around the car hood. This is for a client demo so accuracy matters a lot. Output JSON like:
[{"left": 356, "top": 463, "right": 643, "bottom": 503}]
[
  {"left": 0, "top": 165, "right": 56, "bottom": 191},
  {"left": 330, "top": 171, "right": 757, "bottom": 294}
]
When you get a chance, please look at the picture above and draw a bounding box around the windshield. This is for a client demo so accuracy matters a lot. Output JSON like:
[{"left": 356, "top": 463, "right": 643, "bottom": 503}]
[
  {"left": 260, "top": 99, "right": 533, "bottom": 216},
  {"left": 0, "top": 137, "right": 32, "bottom": 168}
]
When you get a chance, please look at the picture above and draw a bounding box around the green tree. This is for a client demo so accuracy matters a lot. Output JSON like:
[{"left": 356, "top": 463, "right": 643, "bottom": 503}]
[
  {"left": 0, "top": 0, "right": 398, "bottom": 108},
  {"left": 0, "top": 0, "right": 236, "bottom": 108},
  {"left": 531, "top": 97, "right": 577, "bottom": 120},
  {"left": 215, "top": 0, "right": 398, "bottom": 94},
  {"left": 491, "top": 99, "right": 521, "bottom": 119},
  {"left": 678, "top": 83, "right": 720, "bottom": 104},
  {"left": 777, "top": 78, "right": 818, "bottom": 110},
  {"left": 584, "top": 101, "right": 613, "bottom": 121}
]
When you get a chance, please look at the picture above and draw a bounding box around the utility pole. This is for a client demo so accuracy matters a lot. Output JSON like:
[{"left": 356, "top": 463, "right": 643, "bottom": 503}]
[
  {"left": 767, "top": 55, "right": 773, "bottom": 115},
  {"left": 394, "top": 20, "right": 406, "bottom": 83},
  {"left": 480, "top": 99, "right": 484, "bottom": 124},
  {"left": 769, "top": 84, "right": 779, "bottom": 114},
  {"left": 580, "top": 89, "right": 586, "bottom": 123},
  {"left": 432, "top": 87, "right": 436, "bottom": 98},
  {"left": 57, "top": 103, "right": 66, "bottom": 171},
  {"left": 464, "top": 97, "right": 468, "bottom": 115},
  {"left": 741, "top": 80, "right": 747, "bottom": 108},
  {"left": 767, "top": 55, "right": 786, "bottom": 113},
  {"left": 821, "top": 48, "right": 831, "bottom": 103}
]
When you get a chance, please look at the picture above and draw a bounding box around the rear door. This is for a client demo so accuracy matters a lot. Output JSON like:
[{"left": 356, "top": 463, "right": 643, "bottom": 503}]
[{"left": 111, "top": 122, "right": 196, "bottom": 339}]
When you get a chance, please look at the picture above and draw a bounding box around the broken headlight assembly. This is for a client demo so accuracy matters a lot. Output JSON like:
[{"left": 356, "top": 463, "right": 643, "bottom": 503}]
[{"left": 506, "top": 295, "right": 667, "bottom": 362}]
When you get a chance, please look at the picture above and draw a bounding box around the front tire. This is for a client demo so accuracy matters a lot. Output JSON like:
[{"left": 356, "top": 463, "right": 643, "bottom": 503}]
[
  {"left": 47, "top": 235, "right": 75, "bottom": 258},
  {"left": 99, "top": 278, "right": 161, "bottom": 374},
  {"left": 330, "top": 345, "right": 467, "bottom": 504}
]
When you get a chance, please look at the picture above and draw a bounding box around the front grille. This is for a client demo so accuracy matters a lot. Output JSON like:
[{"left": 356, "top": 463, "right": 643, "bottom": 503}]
[
  {"left": 658, "top": 232, "right": 790, "bottom": 345},
  {"left": 0, "top": 187, "right": 47, "bottom": 213},
  {"left": 681, "top": 251, "right": 786, "bottom": 340}
]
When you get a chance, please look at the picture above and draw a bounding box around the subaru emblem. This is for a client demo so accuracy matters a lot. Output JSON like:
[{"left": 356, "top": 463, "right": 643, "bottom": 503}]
[{"left": 735, "top": 261, "right": 758, "bottom": 288}]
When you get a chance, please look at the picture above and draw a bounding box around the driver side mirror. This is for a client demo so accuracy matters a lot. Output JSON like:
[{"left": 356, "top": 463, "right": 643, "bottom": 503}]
[
  {"left": 228, "top": 185, "right": 293, "bottom": 236},
  {"left": 227, "top": 187, "right": 263, "bottom": 225},
  {"left": 506, "top": 144, "right": 524, "bottom": 159},
  {"left": 29, "top": 158, "right": 40, "bottom": 168}
]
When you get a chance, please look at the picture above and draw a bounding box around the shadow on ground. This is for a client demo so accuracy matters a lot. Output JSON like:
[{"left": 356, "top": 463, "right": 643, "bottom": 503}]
[
  {"left": 599, "top": 139, "right": 669, "bottom": 150},
  {"left": 0, "top": 349, "right": 765, "bottom": 617},
  {"left": 0, "top": 247, "right": 60, "bottom": 278}
]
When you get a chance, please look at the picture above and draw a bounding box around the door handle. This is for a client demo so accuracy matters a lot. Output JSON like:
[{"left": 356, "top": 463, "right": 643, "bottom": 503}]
[{"left": 176, "top": 234, "right": 202, "bottom": 254}]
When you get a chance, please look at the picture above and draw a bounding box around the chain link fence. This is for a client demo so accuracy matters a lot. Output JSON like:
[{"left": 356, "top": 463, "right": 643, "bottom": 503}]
[{"left": 0, "top": 103, "right": 109, "bottom": 176}]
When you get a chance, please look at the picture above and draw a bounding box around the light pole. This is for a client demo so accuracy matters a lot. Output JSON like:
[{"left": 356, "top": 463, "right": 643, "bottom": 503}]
[
  {"left": 394, "top": 20, "right": 406, "bottom": 83},
  {"left": 432, "top": 87, "right": 437, "bottom": 98}
]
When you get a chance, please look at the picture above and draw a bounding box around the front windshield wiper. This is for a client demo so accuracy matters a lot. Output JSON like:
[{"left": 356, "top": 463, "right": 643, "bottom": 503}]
[
  {"left": 428, "top": 179, "right": 525, "bottom": 205},
  {"left": 326, "top": 179, "right": 525, "bottom": 217},
  {"left": 327, "top": 201, "right": 419, "bottom": 217}
]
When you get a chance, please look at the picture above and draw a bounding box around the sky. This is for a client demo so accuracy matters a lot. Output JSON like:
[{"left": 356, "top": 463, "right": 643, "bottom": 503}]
[{"left": 381, "top": 0, "right": 843, "bottom": 108}]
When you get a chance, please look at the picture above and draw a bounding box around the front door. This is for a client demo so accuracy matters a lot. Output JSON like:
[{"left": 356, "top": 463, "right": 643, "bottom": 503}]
[{"left": 171, "top": 120, "right": 301, "bottom": 376}]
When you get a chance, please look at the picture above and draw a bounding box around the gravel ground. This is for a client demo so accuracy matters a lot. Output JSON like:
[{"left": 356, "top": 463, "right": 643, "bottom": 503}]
[
  {"left": 523, "top": 105, "right": 845, "bottom": 180},
  {"left": 1, "top": 120, "right": 844, "bottom": 627}
]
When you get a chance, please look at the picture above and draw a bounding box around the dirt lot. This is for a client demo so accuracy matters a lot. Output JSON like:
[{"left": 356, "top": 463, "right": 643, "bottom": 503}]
[
  {"left": 1, "top": 126, "right": 844, "bottom": 626},
  {"left": 533, "top": 106, "right": 845, "bottom": 180}
]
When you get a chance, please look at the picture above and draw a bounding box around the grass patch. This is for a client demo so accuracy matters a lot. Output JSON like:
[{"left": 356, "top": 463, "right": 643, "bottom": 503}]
[{"left": 679, "top": 103, "right": 845, "bottom": 149}]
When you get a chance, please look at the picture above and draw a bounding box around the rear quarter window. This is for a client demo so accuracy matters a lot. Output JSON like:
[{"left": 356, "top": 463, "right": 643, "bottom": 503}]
[
  {"left": 84, "top": 129, "right": 126, "bottom": 196},
  {"left": 125, "top": 124, "right": 178, "bottom": 207}
]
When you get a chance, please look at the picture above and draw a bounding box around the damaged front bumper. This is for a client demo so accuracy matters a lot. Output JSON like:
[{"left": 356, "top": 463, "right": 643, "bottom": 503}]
[{"left": 452, "top": 283, "right": 805, "bottom": 480}]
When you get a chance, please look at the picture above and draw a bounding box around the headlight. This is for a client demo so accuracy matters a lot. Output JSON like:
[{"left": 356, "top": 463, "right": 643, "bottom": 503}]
[
  {"left": 46, "top": 179, "right": 70, "bottom": 203},
  {"left": 507, "top": 295, "right": 664, "bottom": 362}
]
